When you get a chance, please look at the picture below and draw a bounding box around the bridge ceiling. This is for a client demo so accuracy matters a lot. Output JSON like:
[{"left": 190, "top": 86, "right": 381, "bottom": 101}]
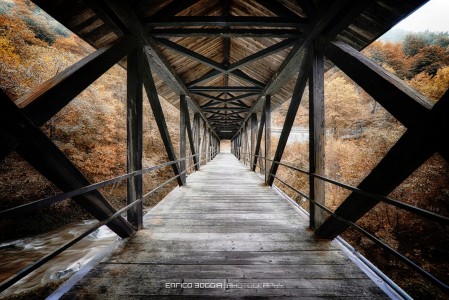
[{"left": 31, "top": 0, "right": 428, "bottom": 139}]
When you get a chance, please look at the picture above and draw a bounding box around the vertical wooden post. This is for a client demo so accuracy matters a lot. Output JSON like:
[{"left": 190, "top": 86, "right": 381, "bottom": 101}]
[
  {"left": 180, "top": 95, "right": 187, "bottom": 185},
  {"left": 208, "top": 128, "right": 212, "bottom": 161},
  {"left": 251, "top": 113, "right": 257, "bottom": 167},
  {"left": 201, "top": 119, "right": 207, "bottom": 163},
  {"left": 245, "top": 122, "right": 249, "bottom": 164},
  {"left": 265, "top": 95, "right": 271, "bottom": 183},
  {"left": 309, "top": 44, "right": 325, "bottom": 229},
  {"left": 252, "top": 103, "right": 266, "bottom": 172},
  {"left": 127, "top": 45, "right": 143, "bottom": 230},
  {"left": 193, "top": 113, "right": 201, "bottom": 168}
]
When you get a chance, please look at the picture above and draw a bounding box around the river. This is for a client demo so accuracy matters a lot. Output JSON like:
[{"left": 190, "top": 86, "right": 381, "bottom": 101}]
[{"left": 0, "top": 220, "right": 119, "bottom": 297}]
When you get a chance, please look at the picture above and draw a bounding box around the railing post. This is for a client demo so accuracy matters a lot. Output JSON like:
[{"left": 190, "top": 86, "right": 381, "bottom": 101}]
[
  {"left": 126, "top": 44, "right": 143, "bottom": 230},
  {"left": 180, "top": 95, "right": 187, "bottom": 185},
  {"left": 265, "top": 95, "right": 271, "bottom": 183},
  {"left": 309, "top": 43, "right": 325, "bottom": 229}
]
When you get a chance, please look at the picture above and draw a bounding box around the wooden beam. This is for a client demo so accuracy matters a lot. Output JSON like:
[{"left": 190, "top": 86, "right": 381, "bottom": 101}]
[
  {"left": 180, "top": 95, "right": 187, "bottom": 184},
  {"left": 250, "top": 113, "right": 258, "bottom": 163},
  {"left": 18, "top": 36, "right": 137, "bottom": 123},
  {"left": 202, "top": 107, "right": 249, "bottom": 112},
  {"left": 193, "top": 113, "right": 201, "bottom": 168},
  {"left": 264, "top": 96, "right": 272, "bottom": 183},
  {"left": 252, "top": 101, "right": 266, "bottom": 171},
  {"left": 295, "top": 0, "right": 317, "bottom": 18},
  {"left": 190, "top": 87, "right": 262, "bottom": 93},
  {"left": 317, "top": 39, "right": 432, "bottom": 129},
  {"left": 183, "top": 97, "right": 199, "bottom": 171},
  {"left": 316, "top": 86, "right": 449, "bottom": 239},
  {"left": 126, "top": 46, "right": 144, "bottom": 230},
  {"left": 202, "top": 101, "right": 250, "bottom": 109},
  {"left": 0, "top": 91, "right": 135, "bottom": 238},
  {"left": 0, "top": 36, "right": 137, "bottom": 160},
  {"left": 149, "top": 28, "right": 302, "bottom": 38},
  {"left": 227, "top": 39, "right": 296, "bottom": 72},
  {"left": 142, "top": 53, "right": 184, "bottom": 186},
  {"left": 187, "top": 70, "right": 222, "bottom": 87},
  {"left": 201, "top": 119, "right": 208, "bottom": 163},
  {"left": 155, "top": 38, "right": 224, "bottom": 71},
  {"left": 143, "top": 16, "right": 307, "bottom": 28},
  {"left": 267, "top": 49, "right": 309, "bottom": 186},
  {"left": 308, "top": 45, "right": 325, "bottom": 229}
]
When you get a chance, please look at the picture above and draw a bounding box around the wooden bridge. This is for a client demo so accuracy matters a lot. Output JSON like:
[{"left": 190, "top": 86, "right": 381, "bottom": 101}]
[
  {"left": 1, "top": 0, "right": 448, "bottom": 298},
  {"left": 60, "top": 153, "right": 387, "bottom": 298}
]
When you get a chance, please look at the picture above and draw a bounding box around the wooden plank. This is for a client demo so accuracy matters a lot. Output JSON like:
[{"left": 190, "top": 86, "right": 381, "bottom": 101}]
[
  {"left": 142, "top": 53, "right": 184, "bottom": 186},
  {"left": 308, "top": 44, "right": 325, "bottom": 229},
  {"left": 316, "top": 89, "right": 449, "bottom": 238},
  {"left": 0, "top": 91, "right": 135, "bottom": 238},
  {"left": 107, "top": 250, "right": 348, "bottom": 265},
  {"left": 267, "top": 49, "right": 309, "bottom": 186},
  {"left": 65, "top": 277, "right": 385, "bottom": 298},
  {"left": 62, "top": 153, "right": 385, "bottom": 298},
  {"left": 126, "top": 46, "right": 144, "bottom": 229},
  {"left": 79, "top": 264, "right": 368, "bottom": 280},
  {"left": 180, "top": 95, "right": 187, "bottom": 184}
]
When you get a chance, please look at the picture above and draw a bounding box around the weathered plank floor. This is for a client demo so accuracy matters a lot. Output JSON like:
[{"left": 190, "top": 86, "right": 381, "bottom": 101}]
[{"left": 62, "top": 153, "right": 387, "bottom": 299}]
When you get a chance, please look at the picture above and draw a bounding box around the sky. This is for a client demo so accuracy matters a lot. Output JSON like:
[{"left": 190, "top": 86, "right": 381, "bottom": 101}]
[{"left": 393, "top": 0, "right": 449, "bottom": 32}]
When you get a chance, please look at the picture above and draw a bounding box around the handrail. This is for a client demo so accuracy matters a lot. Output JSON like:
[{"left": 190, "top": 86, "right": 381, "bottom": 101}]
[
  {"left": 0, "top": 153, "right": 215, "bottom": 293},
  {"left": 239, "top": 152, "right": 449, "bottom": 294},
  {"left": 0, "top": 154, "right": 199, "bottom": 219}
]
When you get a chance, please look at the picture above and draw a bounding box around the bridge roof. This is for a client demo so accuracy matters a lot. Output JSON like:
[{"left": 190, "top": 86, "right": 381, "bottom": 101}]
[{"left": 31, "top": 0, "right": 428, "bottom": 139}]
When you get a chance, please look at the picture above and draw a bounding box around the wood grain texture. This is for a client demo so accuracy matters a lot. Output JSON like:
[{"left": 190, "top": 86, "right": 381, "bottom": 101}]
[{"left": 63, "top": 153, "right": 386, "bottom": 298}]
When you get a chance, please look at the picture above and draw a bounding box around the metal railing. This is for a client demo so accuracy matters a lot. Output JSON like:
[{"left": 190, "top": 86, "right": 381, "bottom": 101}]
[
  {"left": 0, "top": 151, "right": 218, "bottom": 293},
  {"left": 238, "top": 151, "right": 449, "bottom": 295}
]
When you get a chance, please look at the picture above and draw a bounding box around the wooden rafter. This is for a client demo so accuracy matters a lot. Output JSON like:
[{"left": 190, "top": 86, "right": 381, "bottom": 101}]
[
  {"left": 149, "top": 28, "right": 302, "bottom": 38},
  {"left": 143, "top": 16, "right": 307, "bottom": 28}
]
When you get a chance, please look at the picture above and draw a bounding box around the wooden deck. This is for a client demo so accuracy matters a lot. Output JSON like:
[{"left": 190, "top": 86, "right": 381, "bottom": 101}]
[{"left": 62, "top": 153, "right": 387, "bottom": 299}]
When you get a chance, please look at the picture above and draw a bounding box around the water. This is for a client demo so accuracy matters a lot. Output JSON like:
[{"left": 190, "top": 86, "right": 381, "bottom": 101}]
[{"left": 0, "top": 220, "right": 119, "bottom": 297}]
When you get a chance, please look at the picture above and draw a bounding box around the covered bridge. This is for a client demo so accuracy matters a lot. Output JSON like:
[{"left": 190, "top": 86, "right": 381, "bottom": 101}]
[{"left": 1, "top": 0, "right": 448, "bottom": 298}]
